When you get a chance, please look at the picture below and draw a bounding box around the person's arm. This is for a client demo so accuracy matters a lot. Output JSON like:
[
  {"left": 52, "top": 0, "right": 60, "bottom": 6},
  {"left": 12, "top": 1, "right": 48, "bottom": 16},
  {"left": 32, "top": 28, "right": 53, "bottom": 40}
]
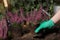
[
  {"left": 51, "top": 10, "right": 60, "bottom": 23},
  {"left": 35, "top": 10, "right": 60, "bottom": 33}
]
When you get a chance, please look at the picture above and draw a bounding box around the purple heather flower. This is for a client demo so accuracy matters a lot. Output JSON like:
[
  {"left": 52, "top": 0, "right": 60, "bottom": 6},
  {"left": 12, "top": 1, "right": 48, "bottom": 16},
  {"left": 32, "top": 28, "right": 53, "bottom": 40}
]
[
  {"left": 26, "top": 12, "right": 30, "bottom": 23},
  {"left": 31, "top": 9, "right": 37, "bottom": 24},
  {"left": 2, "top": 18, "right": 8, "bottom": 39},
  {"left": 0, "top": 21, "right": 3, "bottom": 38},
  {"left": 20, "top": 7, "right": 26, "bottom": 21},
  {"left": 0, "top": 17, "right": 8, "bottom": 39}
]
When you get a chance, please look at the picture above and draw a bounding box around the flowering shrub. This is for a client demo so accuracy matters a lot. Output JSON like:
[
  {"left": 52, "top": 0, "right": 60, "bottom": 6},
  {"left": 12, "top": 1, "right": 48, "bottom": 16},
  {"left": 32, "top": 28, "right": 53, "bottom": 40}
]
[{"left": 7, "top": 5, "right": 49, "bottom": 27}]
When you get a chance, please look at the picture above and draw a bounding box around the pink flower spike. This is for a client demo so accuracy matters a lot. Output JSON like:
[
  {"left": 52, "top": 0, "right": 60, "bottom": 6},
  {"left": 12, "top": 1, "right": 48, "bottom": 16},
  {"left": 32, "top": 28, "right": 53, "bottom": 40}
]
[
  {"left": 26, "top": 12, "right": 30, "bottom": 22},
  {"left": 20, "top": 7, "right": 26, "bottom": 20},
  {"left": 29, "top": 10, "right": 33, "bottom": 22},
  {"left": 35, "top": 6, "right": 42, "bottom": 21},
  {"left": 31, "top": 9, "right": 37, "bottom": 23},
  {"left": 17, "top": 16, "right": 22, "bottom": 23},
  {"left": 2, "top": 18, "right": 8, "bottom": 39},
  {"left": 7, "top": 11, "right": 13, "bottom": 17},
  {"left": 0, "top": 21, "right": 3, "bottom": 38},
  {"left": 10, "top": 16, "right": 15, "bottom": 23},
  {"left": 14, "top": 13, "right": 19, "bottom": 23}
]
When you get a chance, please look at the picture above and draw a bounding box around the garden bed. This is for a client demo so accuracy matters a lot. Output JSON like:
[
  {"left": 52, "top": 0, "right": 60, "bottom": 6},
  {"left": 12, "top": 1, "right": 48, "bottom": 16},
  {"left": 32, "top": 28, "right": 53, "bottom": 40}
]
[{"left": 0, "top": 0, "right": 60, "bottom": 40}]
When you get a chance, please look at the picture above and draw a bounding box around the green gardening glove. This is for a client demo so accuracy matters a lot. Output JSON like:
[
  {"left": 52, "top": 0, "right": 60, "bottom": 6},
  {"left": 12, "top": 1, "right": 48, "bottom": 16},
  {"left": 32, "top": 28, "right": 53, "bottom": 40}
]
[{"left": 35, "top": 19, "right": 55, "bottom": 33}]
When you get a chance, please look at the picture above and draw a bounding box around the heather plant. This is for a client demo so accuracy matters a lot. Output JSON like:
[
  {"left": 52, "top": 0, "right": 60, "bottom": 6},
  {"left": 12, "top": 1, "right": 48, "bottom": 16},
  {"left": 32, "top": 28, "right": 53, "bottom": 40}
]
[{"left": 7, "top": 5, "right": 49, "bottom": 27}]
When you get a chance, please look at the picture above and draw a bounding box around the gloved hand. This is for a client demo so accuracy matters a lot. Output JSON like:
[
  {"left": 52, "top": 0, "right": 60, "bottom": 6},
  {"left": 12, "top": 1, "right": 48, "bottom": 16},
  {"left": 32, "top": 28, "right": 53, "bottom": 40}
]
[{"left": 35, "top": 19, "right": 55, "bottom": 33}]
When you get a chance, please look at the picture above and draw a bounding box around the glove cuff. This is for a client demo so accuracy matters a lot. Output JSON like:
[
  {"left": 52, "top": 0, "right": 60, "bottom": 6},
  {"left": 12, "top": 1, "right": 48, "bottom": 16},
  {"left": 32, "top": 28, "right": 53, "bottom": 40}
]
[{"left": 48, "top": 19, "right": 55, "bottom": 28}]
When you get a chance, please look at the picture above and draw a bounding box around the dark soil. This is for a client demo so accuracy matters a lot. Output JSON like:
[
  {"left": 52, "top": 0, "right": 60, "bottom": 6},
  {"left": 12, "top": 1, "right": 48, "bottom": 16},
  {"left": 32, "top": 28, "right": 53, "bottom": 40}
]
[{"left": 5, "top": 23, "right": 60, "bottom": 40}]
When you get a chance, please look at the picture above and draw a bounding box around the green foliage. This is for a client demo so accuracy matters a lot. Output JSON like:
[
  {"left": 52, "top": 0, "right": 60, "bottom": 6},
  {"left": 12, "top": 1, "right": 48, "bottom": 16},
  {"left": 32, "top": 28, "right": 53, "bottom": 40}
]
[
  {"left": 0, "top": 3, "right": 5, "bottom": 13},
  {"left": 0, "top": 14, "right": 3, "bottom": 21},
  {"left": 8, "top": 0, "right": 42, "bottom": 12},
  {"left": 0, "top": 0, "right": 54, "bottom": 14}
]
